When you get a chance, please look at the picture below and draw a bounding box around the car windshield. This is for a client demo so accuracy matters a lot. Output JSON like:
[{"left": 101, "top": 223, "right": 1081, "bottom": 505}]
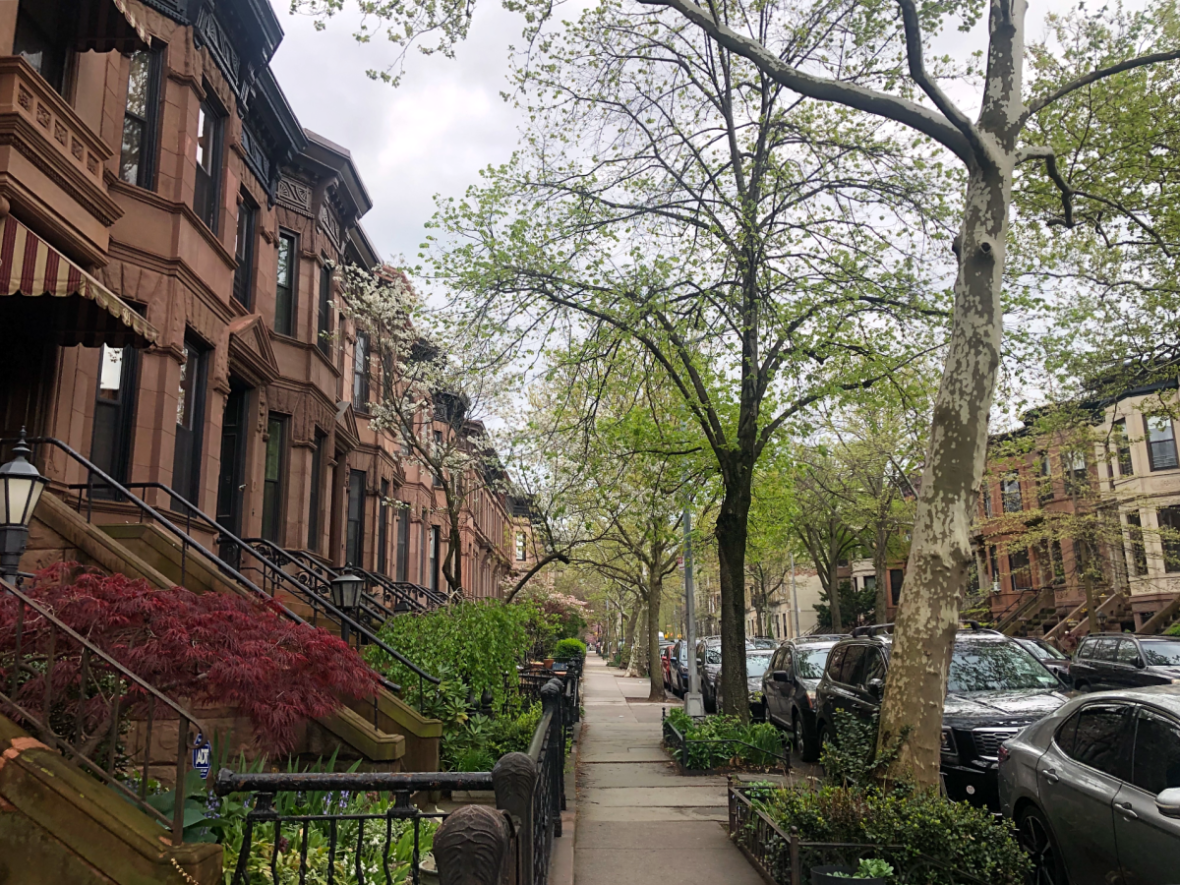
[
  {"left": 946, "top": 641, "right": 1059, "bottom": 692},
  {"left": 1141, "top": 640, "right": 1180, "bottom": 666},
  {"left": 797, "top": 647, "right": 832, "bottom": 679},
  {"left": 746, "top": 652, "right": 774, "bottom": 679}
]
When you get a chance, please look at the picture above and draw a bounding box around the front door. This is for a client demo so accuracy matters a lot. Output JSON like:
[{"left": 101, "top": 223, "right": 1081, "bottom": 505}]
[
  {"left": 345, "top": 469, "right": 365, "bottom": 567},
  {"left": 215, "top": 386, "right": 247, "bottom": 564},
  {"left": 172, "top": 341, "right": 208, "bottom": 506},
  {"left": 0, "top": 311, "right": 54, "bottom": 460}
]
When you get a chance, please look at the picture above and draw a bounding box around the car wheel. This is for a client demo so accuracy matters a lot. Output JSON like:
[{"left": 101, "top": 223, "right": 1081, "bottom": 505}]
[
  {"left": 795, "top": 712, "right": 820, "bottom": 763},
  {"left": 817, "top": 721, "right": 833, "bottom": 759},
  {"left": 1017, "top": 806, "right": 1067, "bottom": 885}
]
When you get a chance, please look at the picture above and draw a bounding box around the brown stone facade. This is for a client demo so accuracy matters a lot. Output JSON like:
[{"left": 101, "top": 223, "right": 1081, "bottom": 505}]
[{"left": 0, "top": 0, "right": 514, "bottom": 598}]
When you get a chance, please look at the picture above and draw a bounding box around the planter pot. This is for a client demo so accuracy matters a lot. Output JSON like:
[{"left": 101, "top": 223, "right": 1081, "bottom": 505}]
[
  {"left": 544, "top": 658, "right": 555, "bottom": 667},
  {"left": 419, "top": 852, "right": 439, "bottom": 885},
  {"left": 810, "top": 865, "right": 886, "bottom": 885}
]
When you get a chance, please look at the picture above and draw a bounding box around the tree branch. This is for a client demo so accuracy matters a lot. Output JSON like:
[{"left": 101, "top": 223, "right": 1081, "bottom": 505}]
[
  {"left": 895, "top": 0, "right": 994, "bottom": 168},
  {"left": 637, "top": 0, "right": 974, "bottom": 164},
  {"left": 1017, "top": 145, "right": 1074, "bottom": 227},
  {"left": 1024, "top": 48, "right": 1180, "bottom": 119}
]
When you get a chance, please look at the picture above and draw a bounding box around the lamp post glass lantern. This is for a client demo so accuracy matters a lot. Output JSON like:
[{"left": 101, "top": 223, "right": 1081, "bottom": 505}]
[
  {"left": 330, "top": 569, "right": 365, "bottom": 644},
  {"left": 0, "top": 428, "right": 48, "bottom": 582}
]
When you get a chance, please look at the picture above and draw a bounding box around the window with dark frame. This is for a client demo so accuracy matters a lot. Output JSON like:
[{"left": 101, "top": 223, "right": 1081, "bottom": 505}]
[
  {"left": 307, "top": 429, "right": 325, "bottom": 551},
  {"left": 119, "top": 48, "right": 161, "bottom": 188},
  {"left": 982, "top": 487, "right": 992, "bottom": 518},
  {"left": 91, "top": 342, "right": 139, "bottom": 494},
  {"left": 516, "top": 532, "right": 526, "bottom": 561},
  {"left": 1007, "top": 548, "right": 1033, "bottom": 590},
  {"left": 428, "top": 526, "right": 440, "bottom": 591},
  {"left": 889, "top": 568, "right": 904, "bottom": 604},
  {"left": 988, "top": 545, "right": 999, "bottom": 586},
  {"left": 1126, "top": 510, "right": 1148, "bottom": 576},
  {"left": 394, "top": 507, "right": 409, "bottom": 582},
  {"left": 261, "top": 415, "right": 287, "bottom": 543},
  {"left": 275, "top": 232, "right": 297, "bottom": 336},
  {"left": 1064, "top": 450, "right": 1089, "bottom": 496},
  {"left": 233, "top": 191, "right": 257, "bottom": 308},
  {"left": 15, "top": 0, "right": 70, "bottom": 95},
  {"left": 1001, "top": 472, "right": 1023, "bottom": 512},
  {"left": 353, "top": 330, "right": 371, "bottom": 410},
  {"left": 317, "top": 262, "right": 332, "bottom": 356},
  {"left": 1158, "top": 506, "right": 1180, "bottom": 573},
  {"left": 1037, "top": 452, "right": 1053, "bottom": 504},
  {"left": 346, "top": 469, "right": 366, "bottom": 567},
  {"left": 377, "top": 478, "right": 390, "bottom": 576},
  {"left": 1112, "top": 419, "right": 1134, "bottom": 477},
  {"left": 172, "top": 339, "right": 208, "bottom": 505},
  {"left": 193, "top": 98, "right": 224, "bottom": 232},
  {"left": 1146, "top": 415, "right": 1179, "bottom": 471}
]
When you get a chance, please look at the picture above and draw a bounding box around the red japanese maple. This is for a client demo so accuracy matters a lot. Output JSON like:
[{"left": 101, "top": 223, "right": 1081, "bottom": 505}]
[{"left": 0, "top": 564, "right": 379, "bottom": 754}]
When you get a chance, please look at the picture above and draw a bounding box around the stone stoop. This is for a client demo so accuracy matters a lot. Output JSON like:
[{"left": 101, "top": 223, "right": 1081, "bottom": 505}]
[
  {"left": 0, "top": 715, "right": 221, "bottom": 885},
  {"left": 20, "top": 499, "right": 443, "bottom": 772}
]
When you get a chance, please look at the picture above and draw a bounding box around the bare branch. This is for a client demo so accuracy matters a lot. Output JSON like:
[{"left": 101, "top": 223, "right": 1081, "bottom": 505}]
[
  {"left": 1024, "top": 48, "right": 1180, "bottom": 119},
  {"left": 1017, "top": 145, "right": 1075, "bottom": 227},
  {"left": 636, "top": 0, "right": 975, "bottom": 164}
]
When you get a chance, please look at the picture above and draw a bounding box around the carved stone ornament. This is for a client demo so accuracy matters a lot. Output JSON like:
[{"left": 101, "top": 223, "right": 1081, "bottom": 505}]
[
  {"left": 194, "top": 5, "right": 240, "bottom": 90},
  {"left": 276, "top": 176, "right": 312, "bottom": 214},
  {"left": 433, "top": 805, "right": 510, "bottom": 885},
  {"left": 318, "top": 203, "right": 342, "bottom": 249},
  {"left": 492, "top": 752, "right": 537, "bottom": 811}
]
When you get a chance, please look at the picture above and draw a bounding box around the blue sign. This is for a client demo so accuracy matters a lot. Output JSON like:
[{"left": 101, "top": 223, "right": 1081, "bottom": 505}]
[{"left": 192, "top": 733, "right": 211, "bottom": 778}]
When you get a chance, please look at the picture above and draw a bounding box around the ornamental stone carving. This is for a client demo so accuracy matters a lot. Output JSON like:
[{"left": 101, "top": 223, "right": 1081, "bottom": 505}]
[{"left": 433, "top": 805, "right": 511, "bottom": 885}]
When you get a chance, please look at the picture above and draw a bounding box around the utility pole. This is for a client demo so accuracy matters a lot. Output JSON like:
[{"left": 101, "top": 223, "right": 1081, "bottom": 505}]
[
  {"left": 790, "top": 551, "right": 801, "bottom": 638},
  {"left": 682, "top": 506, "right": 704, "bottom": 717}
]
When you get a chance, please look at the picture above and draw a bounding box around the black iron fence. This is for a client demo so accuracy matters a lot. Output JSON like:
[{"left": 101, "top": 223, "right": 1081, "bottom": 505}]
[
  {"left": 215, "top": 674, "right": 576, "bottom": 885},
  {"left": 728, "top": 784, "right": 989, "bottom": 885}
]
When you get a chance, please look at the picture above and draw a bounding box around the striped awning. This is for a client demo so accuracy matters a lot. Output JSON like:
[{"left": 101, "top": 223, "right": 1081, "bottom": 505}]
[
  {"left": 74, "top": 0, "right": 151, "bottom": 54},
  {"left": 0, "top": 215, "right": 159, "bottom": 349}
]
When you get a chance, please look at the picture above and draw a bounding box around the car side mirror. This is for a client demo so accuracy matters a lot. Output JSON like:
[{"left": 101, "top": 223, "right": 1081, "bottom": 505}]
[
  {"left": 1156, "top": 787, "right": 1180, "bottom": 818},
  {"left": 867, "top": 677, "right": 884, "bottom": 699},
  {"left": 771, "top": 670, "right": 791, "bottom": 683},
  {"left": 1133, "top": 656, "right": 1145, "bottom": 669}
]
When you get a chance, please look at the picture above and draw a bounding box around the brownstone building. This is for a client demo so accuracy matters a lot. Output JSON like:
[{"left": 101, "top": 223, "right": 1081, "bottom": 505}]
[{"left": 0, "top": 0, "right": 514, "bottom": 598}]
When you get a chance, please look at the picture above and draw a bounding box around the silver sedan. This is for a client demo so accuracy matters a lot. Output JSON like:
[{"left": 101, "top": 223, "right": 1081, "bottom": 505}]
[{"left": 997, "top": 685, "right": 1180, "bottom": 885}]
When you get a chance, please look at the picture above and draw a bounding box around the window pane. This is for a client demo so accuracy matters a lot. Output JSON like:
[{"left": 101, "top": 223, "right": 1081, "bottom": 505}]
[
  {"left": 1132, "top": 711, "right": 1180, "bottom": 794},
  {"left": 1116, "top": 639, "right": 1139, "bottom": 664},
  {"left": 947, "top": 641, "right": 1059, "bottom": 692},
  {"left": 275, "top": 234, "right": 295, "bottom": 336},
  {"left": 176, "top": 346, "right": 190, "bottom": 426},
  {"left": 119, "top": 119, "right": 143, "bottom": 185},
  {"left": 1159, "top": 506, "right": 1180, "bottom": 573},
  {"left": 1069, "top": 704, "right": 1132, "bottom": 780},
  {"left": 1148, "top": 416, "right": 1178, "bottom": 470},
  {"left": 1141, "top": 640, "right": 1180, "bottom": 667},
  {"left": 125, "top": 51, "right": 150, "bottom": 117}
]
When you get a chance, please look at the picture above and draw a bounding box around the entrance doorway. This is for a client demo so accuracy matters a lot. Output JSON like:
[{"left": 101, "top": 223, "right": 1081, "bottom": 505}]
[{"left": 216, "top": 385, "right": 248, "bottom": 564}]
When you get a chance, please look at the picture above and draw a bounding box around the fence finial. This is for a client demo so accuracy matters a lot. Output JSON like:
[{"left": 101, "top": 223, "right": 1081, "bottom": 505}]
[
  {"left": 493, "top": 752, "right": 537, "bottom": 885},
  {"left": 434, "top": 804, "right": 511, "bottom": 885}
]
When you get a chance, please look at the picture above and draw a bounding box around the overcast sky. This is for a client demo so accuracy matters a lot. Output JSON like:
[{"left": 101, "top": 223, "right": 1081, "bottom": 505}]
[{"left": 268, "top": 0, "right": 1130, "bottom": 267}]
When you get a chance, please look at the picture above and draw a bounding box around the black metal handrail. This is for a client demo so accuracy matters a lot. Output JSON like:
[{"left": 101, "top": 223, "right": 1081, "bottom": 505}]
[
  {"left": 10, "top": 438, "right": 419, "bottom": 710},
  {"left": 0, "top": 576, "right": 209, "bottom": 843},
  {"left": 54, "top": 470, "right": 440, "bottom": 695}
]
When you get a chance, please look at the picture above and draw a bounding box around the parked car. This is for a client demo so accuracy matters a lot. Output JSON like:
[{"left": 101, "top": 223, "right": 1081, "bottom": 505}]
[
  {"left": 814, "top": 624, "right": 1069, "bottom": 809},
  {"left": 998, "top": 685, "right": 1180, "bottom": 885},
  {"left": 696, "top": 638, "right": 724, "bottom": 712},
  {"left": 748, "top": 636, "right": 779, "bottom": 650},
  {"left": 715, "top": 648, "right": 776, "bottom": 720},
  {"left": 761, "top": 635, "right": 847, "bottom": 761},
  {"left": 1013, "top": 636, "right": 1072, "bottom": 686},
  {"left": 668, "top": 640, "right": 692, "bottom": 696},
  {"left": 1070, "top": 633, "right": 1180, "bottom": 692}
]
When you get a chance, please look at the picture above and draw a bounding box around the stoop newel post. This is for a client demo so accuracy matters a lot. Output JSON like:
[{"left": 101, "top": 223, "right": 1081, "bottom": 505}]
[
  {"left": 493, "top": 752, "right": 537, "bottom": 885},
  {"left": 540, "top": 678, "right": 565, "bottom": 834},
  {"left": 434, "top": 805, "right": 512, "bottom": 885}
]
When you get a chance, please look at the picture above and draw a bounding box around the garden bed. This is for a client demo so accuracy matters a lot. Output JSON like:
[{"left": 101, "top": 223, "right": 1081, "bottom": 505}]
[{"left": 661, "top": 708, "right": 790, "bottom": 774}]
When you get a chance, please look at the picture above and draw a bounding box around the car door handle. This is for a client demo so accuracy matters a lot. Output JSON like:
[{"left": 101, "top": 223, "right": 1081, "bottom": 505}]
[
  {"left": 1115, "top": 801, "right": 1138, "bottom": 820},
  {"left": 1040, "top": 768, "right": 1060, "bottom": 784}
]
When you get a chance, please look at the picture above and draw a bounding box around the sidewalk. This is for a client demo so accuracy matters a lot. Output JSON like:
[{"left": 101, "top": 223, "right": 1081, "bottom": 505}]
[{"left": 572, "top": 656, "right": 763, "bottom": 885}]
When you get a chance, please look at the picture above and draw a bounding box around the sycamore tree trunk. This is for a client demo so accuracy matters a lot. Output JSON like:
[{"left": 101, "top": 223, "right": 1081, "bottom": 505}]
[
  {"left": 623, "top": 605, "right": 638, "bottom": 664},
  {"left": 716, "top": 471, "right": 753, "bottom": 720},
  {"left": 647, "top": 573, "right": 665, "bottom": 701},
  {"left": 878, "top": 155, "right": 1016, "bottom": 785}
]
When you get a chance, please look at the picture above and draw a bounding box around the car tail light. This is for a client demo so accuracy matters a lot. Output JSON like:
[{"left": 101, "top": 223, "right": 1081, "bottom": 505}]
[{"left": 997, "top": 743, "right": 1010, "bottom": 765}]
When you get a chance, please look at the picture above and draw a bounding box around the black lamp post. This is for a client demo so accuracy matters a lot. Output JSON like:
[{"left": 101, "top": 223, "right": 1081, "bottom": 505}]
[
  {"left": 0, "top": 429, "right": 48, "bottom": 583},
  {"left": 330, "top": 567, "right": 365, "bottom": 643}
]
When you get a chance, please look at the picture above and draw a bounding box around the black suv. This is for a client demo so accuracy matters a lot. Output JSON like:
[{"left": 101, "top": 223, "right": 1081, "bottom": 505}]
[
  {"left": 1070, "top": 633, "right": 1180, "bottom": 692},
  {"left": 761, "top": 635, "right": 847, "bottom": 761},
  {"left": 814, "top": 624, "right": 1069, "bottom": 809}
]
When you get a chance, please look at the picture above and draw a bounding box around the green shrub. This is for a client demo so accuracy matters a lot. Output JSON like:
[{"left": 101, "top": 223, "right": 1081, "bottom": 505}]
[
  {"left": 442, "top": 702, "right": 543, "bottom": 771},
  {"left": 367, "top": 601, "right": 553, "bottom": 714},
  {"left": 664, "top": 708, "right": 786, "bottom": 769},
  {"left": 752, "top": 784, "right": 1030, "bottom": 885},
  {"left": 1166, "top": 621, "right": 1180, "bottom": 637},
  {"left": 553, "top": 638, "right": 587, "bottom": 660},
  {"left": 821, "top": 710, "right": 909, "bottom": 789}
]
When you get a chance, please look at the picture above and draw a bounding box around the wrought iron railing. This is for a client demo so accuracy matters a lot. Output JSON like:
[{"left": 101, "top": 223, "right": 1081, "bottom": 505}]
[
  {"left": 0, "top": 576, "right": 210, "bottom": 843},
  {"left": 728, "top": 784, "right": 990, "bottom": 884},
  {"left": 214, "top": 673, "right": 573, "bottom": 885},
  {"left": 9, "top": 437, "right": 438, "bottom": 714}
]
